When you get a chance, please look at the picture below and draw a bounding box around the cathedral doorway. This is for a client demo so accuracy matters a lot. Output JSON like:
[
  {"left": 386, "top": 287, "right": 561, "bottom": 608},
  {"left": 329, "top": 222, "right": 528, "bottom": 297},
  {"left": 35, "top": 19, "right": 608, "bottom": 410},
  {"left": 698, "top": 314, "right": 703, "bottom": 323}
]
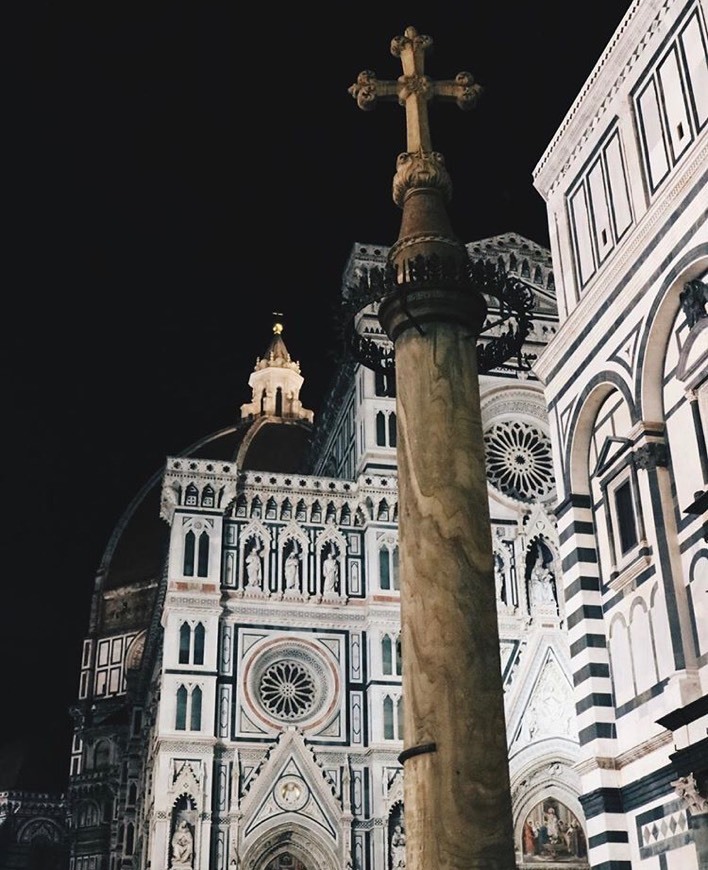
[
  {"left": 242, "top": 822, "right": 336, "bottom": 870},
  {"left": 263, "top": 854, "right": 309, "bottom": 870}
]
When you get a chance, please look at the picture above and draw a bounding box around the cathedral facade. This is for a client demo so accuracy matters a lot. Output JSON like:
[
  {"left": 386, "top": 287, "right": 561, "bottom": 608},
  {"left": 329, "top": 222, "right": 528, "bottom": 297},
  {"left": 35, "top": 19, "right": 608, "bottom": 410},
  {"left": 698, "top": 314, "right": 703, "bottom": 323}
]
[
  {"left": 66, "top": 236, "right": 591, "bottom": 870},
  {"left": 533, "top": 0, "right": 708, "bottom": 867}
]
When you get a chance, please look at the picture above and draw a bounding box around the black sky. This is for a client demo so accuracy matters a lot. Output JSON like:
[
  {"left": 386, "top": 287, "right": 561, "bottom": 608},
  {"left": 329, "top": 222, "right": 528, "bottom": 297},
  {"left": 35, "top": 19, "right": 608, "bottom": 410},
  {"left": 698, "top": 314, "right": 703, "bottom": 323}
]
[{"left": 3, "top": 1, "right": 632, "bottom": 788}]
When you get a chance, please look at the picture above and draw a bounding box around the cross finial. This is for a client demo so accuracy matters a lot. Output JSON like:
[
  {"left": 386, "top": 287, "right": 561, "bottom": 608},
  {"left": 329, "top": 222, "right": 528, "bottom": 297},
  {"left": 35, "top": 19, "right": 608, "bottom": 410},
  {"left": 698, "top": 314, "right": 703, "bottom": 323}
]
[{"left": 349, "top": 26, "right": 482, "bottom": 155}]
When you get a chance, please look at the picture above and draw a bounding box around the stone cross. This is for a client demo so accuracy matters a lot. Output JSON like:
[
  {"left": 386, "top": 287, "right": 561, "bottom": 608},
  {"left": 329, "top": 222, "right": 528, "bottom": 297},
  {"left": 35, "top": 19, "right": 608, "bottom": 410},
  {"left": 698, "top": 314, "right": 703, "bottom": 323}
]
[{"left": 349, "top": 26, "right": 482, "bottom": 154}]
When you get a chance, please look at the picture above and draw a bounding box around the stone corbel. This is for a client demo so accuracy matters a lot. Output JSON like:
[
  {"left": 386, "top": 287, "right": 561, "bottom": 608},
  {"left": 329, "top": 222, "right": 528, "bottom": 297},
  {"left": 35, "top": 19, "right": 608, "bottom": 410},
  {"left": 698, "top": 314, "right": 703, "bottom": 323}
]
[
  {"left": 633, "top": 441, "right": 668, "bottom": 470},
  {"left": 672, "top": 772, "right": 708, "bottom": 815}
]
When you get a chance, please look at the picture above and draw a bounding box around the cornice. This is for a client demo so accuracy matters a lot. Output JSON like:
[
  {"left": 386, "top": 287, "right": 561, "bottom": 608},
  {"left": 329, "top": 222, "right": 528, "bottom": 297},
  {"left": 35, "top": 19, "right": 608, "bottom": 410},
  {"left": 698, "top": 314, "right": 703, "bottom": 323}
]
[
  {"left": 534, "top": 0, "right": 674, "bottom": 197},
  {"left": 221, "top": 601, "right": 369, "bottom": 627}
]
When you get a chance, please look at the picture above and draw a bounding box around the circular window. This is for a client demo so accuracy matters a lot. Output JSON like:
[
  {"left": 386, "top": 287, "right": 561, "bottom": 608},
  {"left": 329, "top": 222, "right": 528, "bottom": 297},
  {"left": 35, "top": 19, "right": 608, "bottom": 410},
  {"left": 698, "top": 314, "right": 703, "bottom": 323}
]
[
  {"left": 244, "top": 638, "right": 339, "bottom": 730},
  {"left": 484, "top": 421, "right": 555, "bottom": 502},
  {"left": 260, "top": 661, "right": 315, "bottom": 720}
]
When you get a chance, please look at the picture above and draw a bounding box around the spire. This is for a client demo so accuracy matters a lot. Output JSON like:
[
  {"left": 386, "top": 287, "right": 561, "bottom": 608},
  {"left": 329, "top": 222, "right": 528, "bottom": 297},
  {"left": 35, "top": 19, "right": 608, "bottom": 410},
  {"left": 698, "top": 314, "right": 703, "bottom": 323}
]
[
  {"left": 258, "top": 312, "right": 293, "bottom": 368},
  {"left": 240, "top": 315, "right": 314, "bottom": 424}
]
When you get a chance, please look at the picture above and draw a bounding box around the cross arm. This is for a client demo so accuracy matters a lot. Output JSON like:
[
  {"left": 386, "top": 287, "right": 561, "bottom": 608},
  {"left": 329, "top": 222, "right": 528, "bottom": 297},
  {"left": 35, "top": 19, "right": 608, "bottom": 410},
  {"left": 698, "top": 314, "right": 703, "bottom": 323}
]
[
  {"left": 431, "top": 73, "right": 483, "bottom": 111},
  {"left": 348, "top": 71, "right": 401, "bottom": 111}
]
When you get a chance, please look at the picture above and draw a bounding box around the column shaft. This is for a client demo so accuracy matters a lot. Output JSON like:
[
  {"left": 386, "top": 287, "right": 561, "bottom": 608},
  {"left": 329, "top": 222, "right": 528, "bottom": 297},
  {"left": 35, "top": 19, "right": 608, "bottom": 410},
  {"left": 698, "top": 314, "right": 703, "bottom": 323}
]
[{"left": 395, "top": 320, "right": 516, "bottom": 869}]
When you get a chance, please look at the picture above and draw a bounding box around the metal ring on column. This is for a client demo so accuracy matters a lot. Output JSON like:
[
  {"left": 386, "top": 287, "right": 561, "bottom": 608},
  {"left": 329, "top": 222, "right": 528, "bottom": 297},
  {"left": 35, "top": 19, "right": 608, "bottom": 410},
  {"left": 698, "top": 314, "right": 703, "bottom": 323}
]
[
  {"left": 339, "top": 254, "right": 535, "bottom": 375},
  {"left": 398, "top": 741, "right": 438, "bottom": 765}
]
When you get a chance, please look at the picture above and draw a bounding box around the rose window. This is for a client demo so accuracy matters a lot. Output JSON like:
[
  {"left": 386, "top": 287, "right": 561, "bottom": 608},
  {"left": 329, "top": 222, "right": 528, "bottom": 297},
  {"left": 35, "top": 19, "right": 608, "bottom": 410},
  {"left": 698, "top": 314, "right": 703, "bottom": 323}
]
[
  {"left": 484, "top": 421, "right": 555, "bottom": 501},
  {"left": 245, "top": 638, "right": 340, "bottom": 730},
  {"left": 259, "top": 661, "right": 316, "bottom": 720}
]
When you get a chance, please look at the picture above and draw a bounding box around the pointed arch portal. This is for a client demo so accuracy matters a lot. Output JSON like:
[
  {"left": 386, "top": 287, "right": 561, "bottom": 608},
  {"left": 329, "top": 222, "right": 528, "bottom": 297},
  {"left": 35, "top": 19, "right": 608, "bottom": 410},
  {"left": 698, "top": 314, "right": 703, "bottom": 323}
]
[
  {"left": 263, "top": 854, "right": 310, "bottom": 870},
  {"left": 241, "top": 823, "right": 337, "bottom": 870}
]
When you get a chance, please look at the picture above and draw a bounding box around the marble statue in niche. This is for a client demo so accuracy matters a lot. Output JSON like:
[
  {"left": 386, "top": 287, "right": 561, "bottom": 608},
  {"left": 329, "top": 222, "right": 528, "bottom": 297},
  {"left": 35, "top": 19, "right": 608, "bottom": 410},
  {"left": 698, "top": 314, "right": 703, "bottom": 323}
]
[
  {"left": 284, "top": 546, "right": 301, "bottom": 592},
  {"left": 322, "top": 547, "right": 340, "bottom": 595},
  {"left": 527, "top": 543, "right": 557, "bottom": 614},
  {"left": 170, "top": 819, "right": 194, "bottom": 868},
  {"left": 245, "top": 543, "right": 263, "bottom": 589},
  {"left": 390, "top": 823, "right": 406, "bottom": 868}
]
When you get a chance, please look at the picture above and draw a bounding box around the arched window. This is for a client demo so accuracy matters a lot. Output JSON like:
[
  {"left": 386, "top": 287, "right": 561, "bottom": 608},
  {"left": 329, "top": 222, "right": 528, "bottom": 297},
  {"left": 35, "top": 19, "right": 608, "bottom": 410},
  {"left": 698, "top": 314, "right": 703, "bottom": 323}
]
[
  {"left": 190, "top": 686, "right": 202, "bottom": 731},
  {"left": 185, "top": 484, "right": 198, "bottom": 507},
  {"left": 193, "top": 623, "right": 205, "bottom": 665},
  {"left": 275, "top": 386, "right": 283, "bottom": 416},
  {"left": 382, "top": 635, "right": 393, "bottom": 675},
  {"left": 380, "top": 546, "right": 391, "bottom": 590},
  {"left": 375, "top": 372, "right": 396, "bottom": 397},
  {"left": 380, "top": 544, "right": 399, "bottom": 591},
  {"left": 389, "top": 413, "right": 397, "bottom": 447},
  {"left": 183, "top": 531, "right": 195, "bottom": 577},
  {"left": 178, "top": 623, "right": 206, "bottom": 666},
  {"left": 383, "top": 695, "right": 394, "bottom": 739},
  {"left": 127, "top": 783, "right": 137, "bottom": 807},
  {"left": 614, "top": 479, "right": 638, "bottom": 555},
  {"left": 376, "top": 412, "right": 386, "bottom": 446},
  {"left": 396, "top": 696, "right": 404, "bottom": 739},
  {"left": 395, "top": 636, "right": 402, "bottom": 675},
  {"left": 179, "top": 623, "right": 191, "bottom": 664},
  {"left": 94, "top": 741, "right": 110, "bottom": 769},
  {"left": 78, "top": 802, "right": 99, "bottom": 827},
  {"left": 197, "top": 531, "right": 209, "bottom": 577},
  {"left": 125, "top": 823, "right": 134, "bottom": 855},
  {"left": 175, "top": 686, "right": 188, "bottom": 730},
  {"left": 201, "top": 485, "right": 215, "bottom": 508}
]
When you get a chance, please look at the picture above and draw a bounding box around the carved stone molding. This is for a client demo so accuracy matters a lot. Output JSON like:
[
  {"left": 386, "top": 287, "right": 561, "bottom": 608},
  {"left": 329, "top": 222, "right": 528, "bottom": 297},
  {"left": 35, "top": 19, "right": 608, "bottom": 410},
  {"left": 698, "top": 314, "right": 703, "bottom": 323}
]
[
  {"left": 392, "top": 151, "right": 453, "bottom": 206},
  {"left": 634, "top": 442, "right": 669, "bottom": 469},
  {"left": 672, "top": 772, "right": 708, "bottom": 815}
]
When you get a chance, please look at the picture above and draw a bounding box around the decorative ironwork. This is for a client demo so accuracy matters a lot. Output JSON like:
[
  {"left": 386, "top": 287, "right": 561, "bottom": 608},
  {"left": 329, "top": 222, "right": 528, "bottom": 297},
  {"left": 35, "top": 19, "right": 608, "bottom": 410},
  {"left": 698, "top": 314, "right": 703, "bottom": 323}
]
[{"left": 338, "top": 254, "right": 535, "bottom": 375}]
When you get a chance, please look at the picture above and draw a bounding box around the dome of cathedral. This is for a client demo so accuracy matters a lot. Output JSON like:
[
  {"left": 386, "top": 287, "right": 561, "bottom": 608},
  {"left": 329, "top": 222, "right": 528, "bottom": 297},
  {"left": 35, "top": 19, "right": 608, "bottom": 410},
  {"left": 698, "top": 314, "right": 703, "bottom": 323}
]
[{"left": 95, "top": 321, "right": 314, "bottom": 607}]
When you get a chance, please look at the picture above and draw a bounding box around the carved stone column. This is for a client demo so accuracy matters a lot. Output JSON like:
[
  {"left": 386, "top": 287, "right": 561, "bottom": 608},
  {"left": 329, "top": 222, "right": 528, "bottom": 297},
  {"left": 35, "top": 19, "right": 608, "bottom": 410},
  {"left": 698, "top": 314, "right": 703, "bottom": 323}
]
[
  {"left": 350, "top": 26, "right": 516, "bottom": 867},
  {"left": 378, "top": 168, "right": 516, "bottom": 869}
]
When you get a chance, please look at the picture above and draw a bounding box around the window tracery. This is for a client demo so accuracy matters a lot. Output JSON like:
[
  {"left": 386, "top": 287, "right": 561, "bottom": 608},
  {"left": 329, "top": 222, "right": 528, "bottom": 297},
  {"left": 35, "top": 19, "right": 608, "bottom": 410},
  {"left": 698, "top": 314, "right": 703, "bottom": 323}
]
[{"left": 484, "top": 421, "right": 555, "bottom": 501}]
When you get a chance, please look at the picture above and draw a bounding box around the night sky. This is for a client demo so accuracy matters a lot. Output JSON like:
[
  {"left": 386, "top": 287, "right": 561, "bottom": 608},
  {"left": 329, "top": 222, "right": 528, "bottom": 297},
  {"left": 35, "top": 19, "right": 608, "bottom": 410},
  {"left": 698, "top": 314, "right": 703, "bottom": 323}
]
[{"left": 4, "top": 1, "right": 632, "bottom": 789}]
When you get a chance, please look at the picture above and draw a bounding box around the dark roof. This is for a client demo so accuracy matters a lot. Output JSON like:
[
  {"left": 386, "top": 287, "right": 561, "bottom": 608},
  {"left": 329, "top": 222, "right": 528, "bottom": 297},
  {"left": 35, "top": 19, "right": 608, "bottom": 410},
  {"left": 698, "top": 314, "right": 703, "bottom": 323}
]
[{"left": 100, "top": 416, "right": 311, "bottom": 594}]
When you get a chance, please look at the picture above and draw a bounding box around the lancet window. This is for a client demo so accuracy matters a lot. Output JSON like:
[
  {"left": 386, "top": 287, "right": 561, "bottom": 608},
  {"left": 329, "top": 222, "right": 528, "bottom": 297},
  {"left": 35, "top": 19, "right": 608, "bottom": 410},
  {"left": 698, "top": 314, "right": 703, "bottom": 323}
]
[
  {"left": 376, "top": 411, "right": 397, "bottom": 447},
  {"left": 185, "top": 483, "right": 198, "bottom": 506},
  {"left": 178, "top": 621, "right": 205, "bottom": 665},
  {"left": 382, "top": 633, "right": 403, "bottom": 675},
  {"left": 379, "top": 542, "right": 400, "bottom": 591},
  {"left": 383, "top": 694, "right": 404, "bottom": 740},
  {"left": 175, "top": 684, "right": 202, "bottom": 731},
  {"left": 183, "top": 530, "right": 209, "bottom": 577}
]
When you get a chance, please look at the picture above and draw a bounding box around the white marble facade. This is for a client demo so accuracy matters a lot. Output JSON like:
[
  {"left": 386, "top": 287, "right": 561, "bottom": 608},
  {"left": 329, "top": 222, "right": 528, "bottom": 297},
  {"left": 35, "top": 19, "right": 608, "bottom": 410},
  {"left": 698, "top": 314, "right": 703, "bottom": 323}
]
[
  {"left": 130, "top": 236, "right": 589, "bottom": 870},
  {"left": 533, "top": 0, "right": 708, "bottom": 867}
]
